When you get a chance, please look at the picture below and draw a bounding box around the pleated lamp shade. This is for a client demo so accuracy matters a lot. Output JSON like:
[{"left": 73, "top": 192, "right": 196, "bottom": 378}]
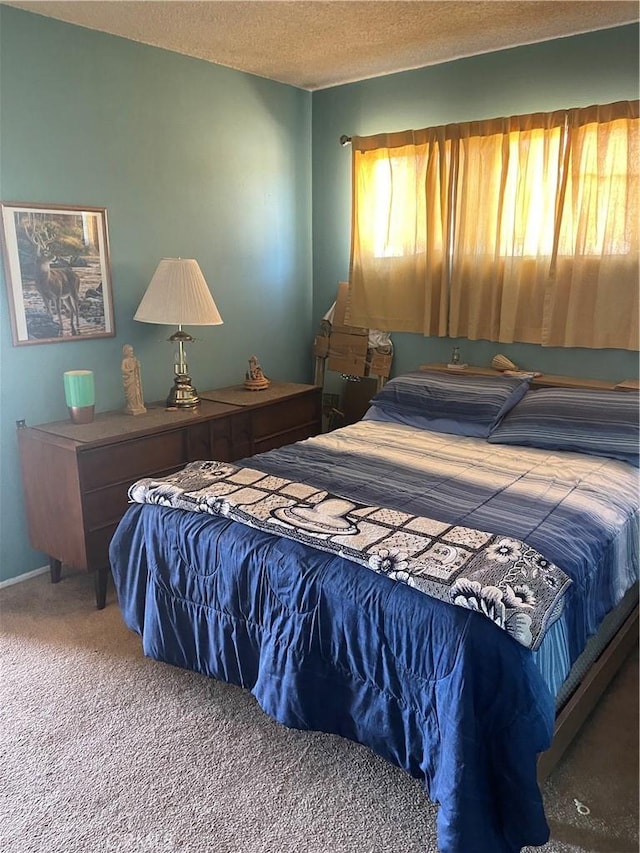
[{"left": 134, "top": 258, "right": 223, "bottom": 326}]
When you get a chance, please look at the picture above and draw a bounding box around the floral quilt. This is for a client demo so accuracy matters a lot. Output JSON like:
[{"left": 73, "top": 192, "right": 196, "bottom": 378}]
[{"left": 128, "top": 460, "right": 571, "bottom": 650}]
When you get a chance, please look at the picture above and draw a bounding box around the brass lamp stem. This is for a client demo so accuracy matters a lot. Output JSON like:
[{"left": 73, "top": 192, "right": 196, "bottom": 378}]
[
  {"left": 166, "top": 325, "right": 200, "bottom": 409},
  {"left": 176, "top": 324, "right": 187, "bottom": 373}
]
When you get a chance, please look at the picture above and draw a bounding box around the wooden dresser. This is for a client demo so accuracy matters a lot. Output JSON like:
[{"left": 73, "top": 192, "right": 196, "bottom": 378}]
[{"left": 17, "top": 382, "right": 321, "bottom": 608}]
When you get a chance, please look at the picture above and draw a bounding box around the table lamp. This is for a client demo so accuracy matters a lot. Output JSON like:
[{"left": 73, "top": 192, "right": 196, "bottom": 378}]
[{"left": 134, "top": 258, "right": 223, "bottom": 408}]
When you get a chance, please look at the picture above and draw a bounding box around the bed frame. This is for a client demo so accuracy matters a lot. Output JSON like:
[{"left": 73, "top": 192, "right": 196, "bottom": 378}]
[{"left": 538, "top": 598, "right": 638, "bottom": 782}]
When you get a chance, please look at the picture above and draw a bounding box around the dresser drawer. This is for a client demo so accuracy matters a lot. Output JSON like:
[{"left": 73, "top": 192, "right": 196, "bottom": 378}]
[
  {"left": 83, "top": 482, "right": 131, "bottom": 530},
  {"left": 231, "top": 412, "right": 253, "bottom": 460},
  {"left": 85, "top": 523, "right": 119, "bottom": 571},
  {"left": 208, "top": 416, "right": 234, "bottom": 461},
  {"left": 82, "top": 459, "right": 186, "bottom": 530},
  {"left": 186, "top": 422, "right": 212, "bottom": 461},
  {"left": 80, "top": 430, "right": 187, "bottom": 490},
  {"left": 251, "top": 393, "right": 320, "bottom": 441},
  {"left": 253, "top": 423, "right": 318, "bottom": 454}
]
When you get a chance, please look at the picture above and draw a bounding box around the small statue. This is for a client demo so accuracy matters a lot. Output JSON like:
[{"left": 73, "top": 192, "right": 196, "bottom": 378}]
[
  {"left": 122, "top": 344, "right": 147, "bottom": 415},
  {"left": 447, "top": 345, "right": 467, "bottom": 370},
  {"left": 244, "top": 355, "right": 270, "bottom": 391}
]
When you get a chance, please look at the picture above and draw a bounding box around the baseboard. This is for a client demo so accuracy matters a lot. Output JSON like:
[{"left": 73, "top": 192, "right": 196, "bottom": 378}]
[{"left": 0, "top": 565, "right": 49, "bottom": 589}]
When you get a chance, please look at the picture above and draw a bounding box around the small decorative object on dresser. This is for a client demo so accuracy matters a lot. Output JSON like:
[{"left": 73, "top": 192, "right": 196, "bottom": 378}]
[
  {"left": 447, "top": 346, "right": 468, "bottom": 370},
  {"left": 63, "top": 370, "right": 95, "bottom": 424},
  {"left": 491, "top": 353, "right": 542, "bottom": 379},
  {"left": 244, "top": 354, "right": 270, "bottom": 391},
  {"left": 491, "top": 353, "right": 518, "bottom": 371},
  {"left": 121, "top": 344, "right": 146, "bottom": 415}
]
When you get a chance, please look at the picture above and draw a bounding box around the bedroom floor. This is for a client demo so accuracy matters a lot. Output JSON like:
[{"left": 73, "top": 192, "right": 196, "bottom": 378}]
[
  {"left": 532, "top": 643, "right": 639, "bottom": 853},
  {"left": 1, "top": 571, "right": 637, "bottom": 853}
]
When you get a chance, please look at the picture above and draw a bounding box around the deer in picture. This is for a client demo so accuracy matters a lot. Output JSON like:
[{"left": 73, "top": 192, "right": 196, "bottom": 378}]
[{"left": 23, "top": 221, "right": 80, "bottom": 336}]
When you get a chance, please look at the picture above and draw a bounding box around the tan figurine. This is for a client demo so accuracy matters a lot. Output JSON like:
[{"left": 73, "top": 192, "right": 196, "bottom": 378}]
[
  {"left": 122, "top": 344, "right": 147, "bottom": 415},
  {"left": 244, "top": 355, "right": 270, "bottom": 391}
]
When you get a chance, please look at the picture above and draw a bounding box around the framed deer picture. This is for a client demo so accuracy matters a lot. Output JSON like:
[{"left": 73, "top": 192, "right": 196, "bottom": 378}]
[{"left": 0, "top": 202, "right": 115, "bottom": 345}]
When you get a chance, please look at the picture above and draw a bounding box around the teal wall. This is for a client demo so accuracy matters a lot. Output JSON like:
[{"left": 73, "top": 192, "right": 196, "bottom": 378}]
[
  {"left": 0, "top": 7, "right": 312, "bottom": 582},
  {"left": 1, "top": 10, "right": 638, "bottom": 585},
  {"left": 312, "top": 25, "right": 640, "bottom": 381}
]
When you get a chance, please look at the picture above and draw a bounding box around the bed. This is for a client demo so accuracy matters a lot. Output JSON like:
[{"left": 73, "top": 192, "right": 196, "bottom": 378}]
[{"left": 109, "top": 370, "right": 639, "bottom": 853}]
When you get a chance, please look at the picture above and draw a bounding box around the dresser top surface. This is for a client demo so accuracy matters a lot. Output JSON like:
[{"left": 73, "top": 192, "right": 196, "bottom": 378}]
[
  {"left": 24, "top": 399, "right": 239, "bottom": 445},
  {"left": 200, "top": 381, "right": 320, "bottom": 407},
  {"left": 22, "top": 381, "right": 320, "bottom": 446}
]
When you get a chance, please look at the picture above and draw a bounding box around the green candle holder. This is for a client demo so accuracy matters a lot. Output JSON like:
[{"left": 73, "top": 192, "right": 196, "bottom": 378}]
[{"left": 63, "top": 370, "right": 95, "bottom": 424}]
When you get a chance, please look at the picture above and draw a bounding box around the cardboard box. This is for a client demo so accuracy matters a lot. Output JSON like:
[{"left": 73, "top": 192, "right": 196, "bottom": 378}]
[
  {"left": 333, "top": 282, "right": 368, "bottom": 336},
  {"left": 313, "top": 334, "right": 330, "bottom": 358},
  {"left": 327, "top": 331, "right": 368, "bottom": 376},
  {"left": 369, "top": 351, "right": 393, "bottom": 378}
]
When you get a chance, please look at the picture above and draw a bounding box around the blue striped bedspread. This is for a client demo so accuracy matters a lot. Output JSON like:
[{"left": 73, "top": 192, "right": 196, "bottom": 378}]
[
  {"left": 110, "top": 419, "right": 638, "bottom": 853},
  {"left": 245, "top": 420, "right": 639, "bottom": 672},
  {"left": 128, "top": 458, "right": 572, "bottom": 651}
]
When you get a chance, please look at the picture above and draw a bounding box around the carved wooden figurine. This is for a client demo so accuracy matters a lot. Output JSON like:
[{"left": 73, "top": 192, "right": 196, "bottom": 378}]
[
  {"left": 244, "top": 355, "right": 270, "bottom": 391},
  {"left": 122, "top": 344, "right": 147, "bottom": 415}
]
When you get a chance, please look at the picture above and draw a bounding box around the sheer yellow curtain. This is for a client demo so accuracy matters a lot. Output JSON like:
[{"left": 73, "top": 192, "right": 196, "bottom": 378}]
[
  {"left": 542, "top": 101, "right": 639, "bottom": 349},
  {"left": 349, "top": 102, "right": 639, "bottom": 348},
  {"left": 348, "top": 129, "right": 452, "bottom": 334},
  {"left": 448, "top": 112, "right": 567, "bottom": 342}
]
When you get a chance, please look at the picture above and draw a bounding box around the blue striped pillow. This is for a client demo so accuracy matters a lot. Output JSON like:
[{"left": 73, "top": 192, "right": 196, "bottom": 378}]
[
  {"left": 488, "top": 387, "right": 640, "bottom": 467},
  {"left": 364, "top": 371, "right": 530, "bottom": 437}
]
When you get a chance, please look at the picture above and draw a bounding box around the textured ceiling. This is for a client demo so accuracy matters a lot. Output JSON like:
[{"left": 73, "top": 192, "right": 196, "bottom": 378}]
[{"left": 3, "top": 1, "right": 638, "bottom": 90}]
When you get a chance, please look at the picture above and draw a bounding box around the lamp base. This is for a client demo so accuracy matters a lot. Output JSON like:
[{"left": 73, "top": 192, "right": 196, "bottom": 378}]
[{"left": 166, "top": 372, "right": 200, "bottom": 408}]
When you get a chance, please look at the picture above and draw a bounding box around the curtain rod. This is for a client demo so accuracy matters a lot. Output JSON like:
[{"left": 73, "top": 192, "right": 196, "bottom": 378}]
[{"left": 340, "top": 135, "right": 352, "bottom": 146}]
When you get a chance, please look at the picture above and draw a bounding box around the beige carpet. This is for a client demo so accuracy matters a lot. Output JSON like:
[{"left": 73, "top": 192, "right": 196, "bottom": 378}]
[{"left": 1, "top": 572, "right": 637, "bottom": 853}]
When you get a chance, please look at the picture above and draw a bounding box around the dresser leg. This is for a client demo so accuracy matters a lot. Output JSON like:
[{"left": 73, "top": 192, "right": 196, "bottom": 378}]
[
  {"left": 49, "top": 557, "right": 62, "bottom": 584},
  {"left": 94, "top": 567, "right": 109, "bottom": 610}
]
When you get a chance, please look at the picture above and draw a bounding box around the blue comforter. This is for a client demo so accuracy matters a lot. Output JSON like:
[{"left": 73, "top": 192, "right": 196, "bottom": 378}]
[{"left": 109, "top": 421, "right": 639, "bottom": 853}]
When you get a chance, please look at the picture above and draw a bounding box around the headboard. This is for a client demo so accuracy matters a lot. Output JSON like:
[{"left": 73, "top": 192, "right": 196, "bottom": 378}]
[{"left": 419, "top": 363, "right": 639, "bottom": 393}]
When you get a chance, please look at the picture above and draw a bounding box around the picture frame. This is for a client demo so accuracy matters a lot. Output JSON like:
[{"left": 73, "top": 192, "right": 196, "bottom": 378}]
[{"left": 0, "top": 201, "right": 115, "bottom": 345}]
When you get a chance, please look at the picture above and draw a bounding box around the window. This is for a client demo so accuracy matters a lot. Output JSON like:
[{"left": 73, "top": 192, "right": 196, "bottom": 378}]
[
  {"left": 348, "top": 101, "right": 639, "bottom": 350},
  {"left": 367, "top": 155, "right": 427, "bottom": 259}
]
